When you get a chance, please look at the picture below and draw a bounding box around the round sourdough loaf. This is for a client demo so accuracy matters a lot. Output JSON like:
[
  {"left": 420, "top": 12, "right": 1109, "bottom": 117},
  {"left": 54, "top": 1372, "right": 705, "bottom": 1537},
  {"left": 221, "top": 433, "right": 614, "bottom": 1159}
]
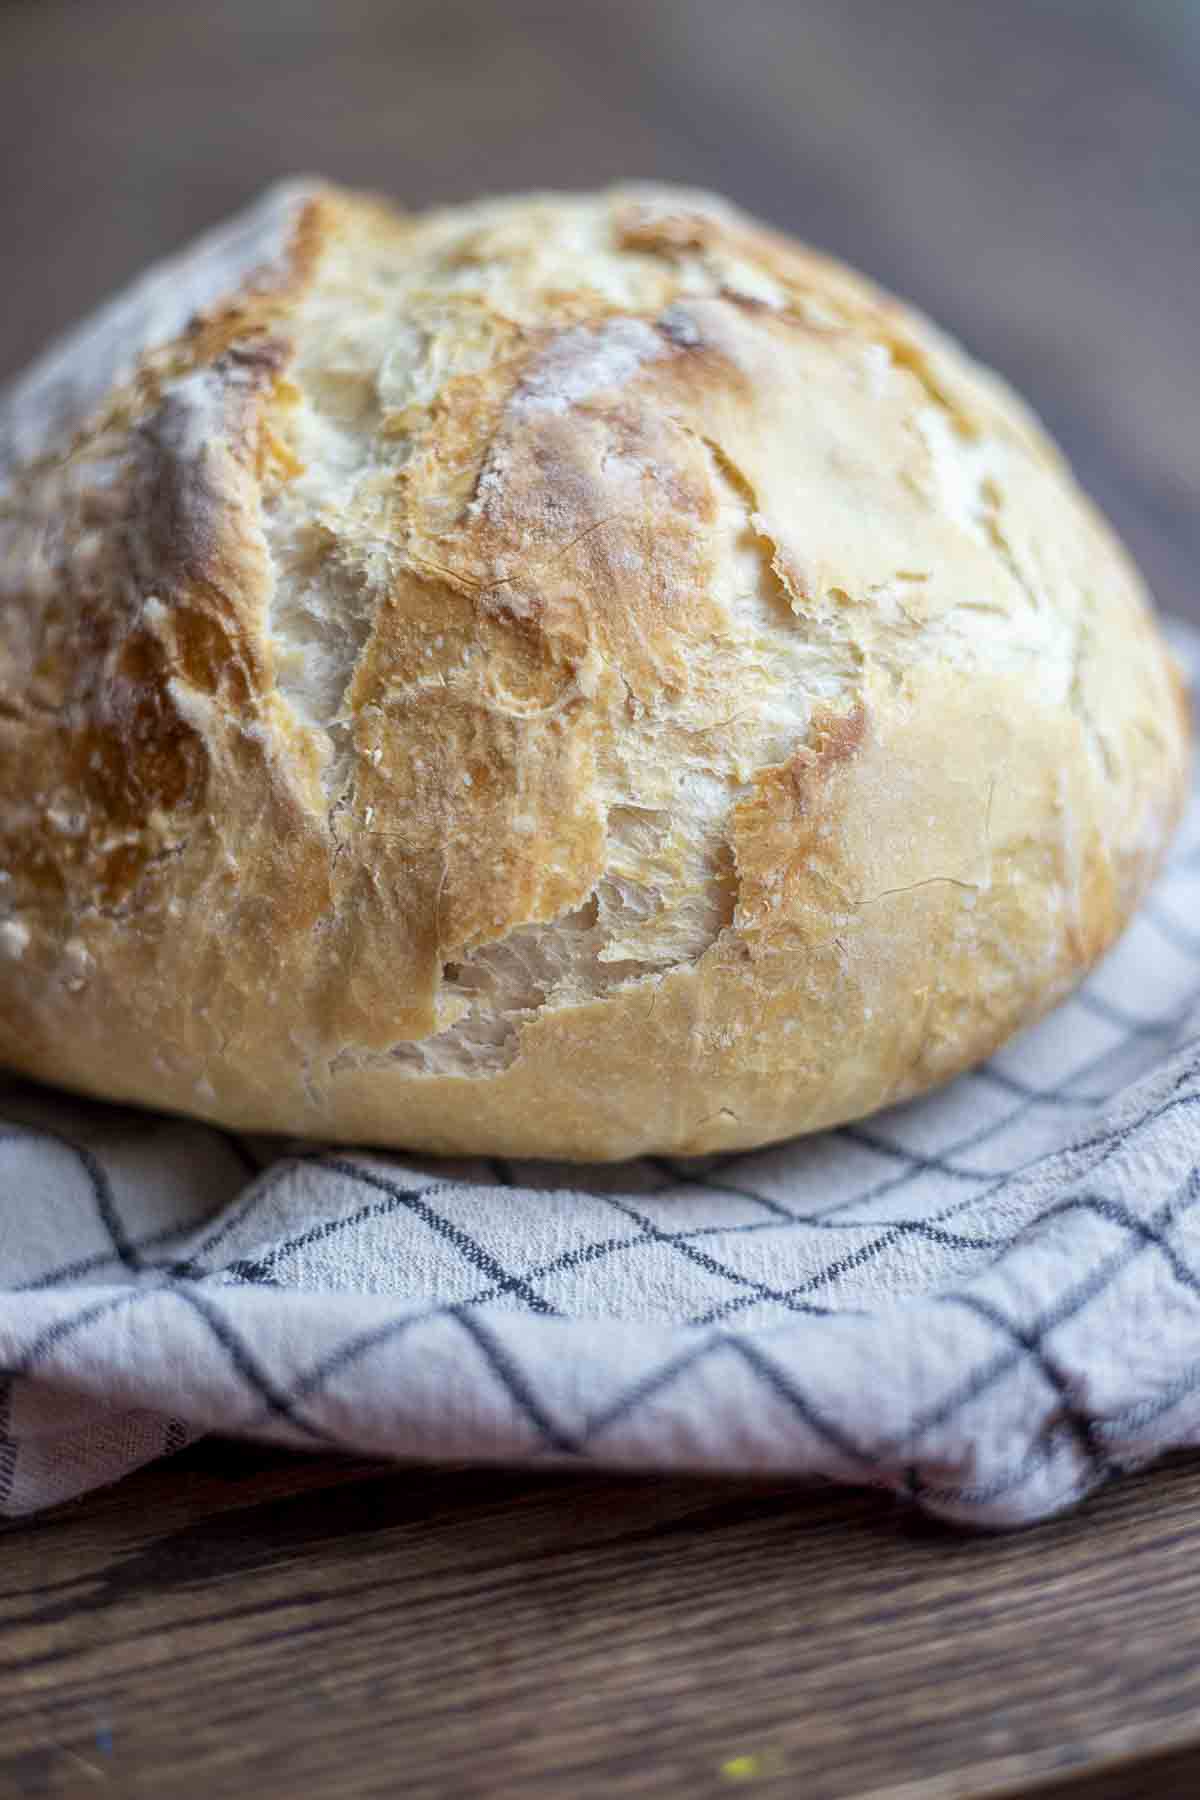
[{"left": 0, "top": 182, "right": 1190, "bottom": 1159}]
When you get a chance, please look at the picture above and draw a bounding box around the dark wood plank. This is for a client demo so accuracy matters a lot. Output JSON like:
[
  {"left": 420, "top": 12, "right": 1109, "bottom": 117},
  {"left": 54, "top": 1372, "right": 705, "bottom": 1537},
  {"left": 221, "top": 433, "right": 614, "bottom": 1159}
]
[
  {"left": 4, "top": 1444, "right": 1200, "bottom": 1798},
  {"left": 1026, "top": 1745, "right": 1200, "bottom": 1800}
]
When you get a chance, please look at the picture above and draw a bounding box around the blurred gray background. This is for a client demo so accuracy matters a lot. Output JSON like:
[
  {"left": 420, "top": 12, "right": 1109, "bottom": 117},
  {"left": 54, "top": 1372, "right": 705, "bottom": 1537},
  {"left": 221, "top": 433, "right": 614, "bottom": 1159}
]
[{"left": 2, "top": 0, "right": 1197, "bottom": 623}]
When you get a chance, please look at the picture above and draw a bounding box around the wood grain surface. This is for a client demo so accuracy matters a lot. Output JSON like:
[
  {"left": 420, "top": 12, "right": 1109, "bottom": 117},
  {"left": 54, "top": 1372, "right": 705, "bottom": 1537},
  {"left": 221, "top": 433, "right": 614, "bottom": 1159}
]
[
  {"left": 5, "top": 1442, "right": 1200, "bottom": 1799},
  {"left": 3, "top": 2, "right": 1200, "bottom": 1794}
]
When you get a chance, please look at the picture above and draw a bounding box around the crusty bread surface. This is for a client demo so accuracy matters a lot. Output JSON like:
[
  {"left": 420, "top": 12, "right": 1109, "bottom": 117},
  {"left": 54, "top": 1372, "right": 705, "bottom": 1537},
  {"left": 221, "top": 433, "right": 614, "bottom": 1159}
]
[{"left": 0, "top": 182, "right": 1190, "bottom": 1158}]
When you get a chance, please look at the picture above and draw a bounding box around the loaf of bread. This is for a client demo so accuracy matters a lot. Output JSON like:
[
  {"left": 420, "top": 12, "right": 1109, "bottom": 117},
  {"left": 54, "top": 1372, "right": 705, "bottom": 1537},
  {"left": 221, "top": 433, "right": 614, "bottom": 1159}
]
[{"left": 0, "top": 182, "right": 1190, "bottom": 1158}]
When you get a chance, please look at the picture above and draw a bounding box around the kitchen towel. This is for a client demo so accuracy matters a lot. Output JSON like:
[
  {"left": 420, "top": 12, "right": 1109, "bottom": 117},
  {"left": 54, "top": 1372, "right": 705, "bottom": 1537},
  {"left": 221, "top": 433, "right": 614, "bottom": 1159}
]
[{"left": 3, "top": 625, "right": 1198, "bottom": 1528}]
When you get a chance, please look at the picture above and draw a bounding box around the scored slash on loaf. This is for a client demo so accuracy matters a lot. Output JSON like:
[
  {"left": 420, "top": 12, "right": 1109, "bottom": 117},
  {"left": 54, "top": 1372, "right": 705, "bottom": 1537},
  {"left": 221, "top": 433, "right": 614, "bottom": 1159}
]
[{"left": 0, "top": 182, "right": 1190, "bottom": 1158}]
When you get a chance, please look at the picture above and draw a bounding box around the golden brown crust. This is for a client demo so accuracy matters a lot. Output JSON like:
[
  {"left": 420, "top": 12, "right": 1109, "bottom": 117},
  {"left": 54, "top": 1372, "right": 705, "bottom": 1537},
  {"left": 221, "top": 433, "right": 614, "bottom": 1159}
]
[{"left": 0, "top": 182, "right": 1190, "bottom": 1158}]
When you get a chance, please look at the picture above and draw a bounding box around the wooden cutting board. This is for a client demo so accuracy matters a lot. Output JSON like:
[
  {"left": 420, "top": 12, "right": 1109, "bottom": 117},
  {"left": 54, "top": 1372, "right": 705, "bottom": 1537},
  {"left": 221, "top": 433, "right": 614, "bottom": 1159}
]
[{"left": 4, "top": 1443, "right": 1200, "bottom": 1797}]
